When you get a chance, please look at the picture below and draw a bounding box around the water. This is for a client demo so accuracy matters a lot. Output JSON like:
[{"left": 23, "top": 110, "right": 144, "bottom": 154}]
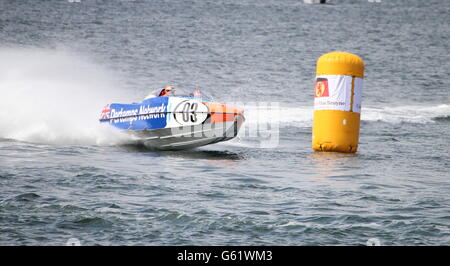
[{"left": 1, "top": 0, "right": 449, "bottom": 246}]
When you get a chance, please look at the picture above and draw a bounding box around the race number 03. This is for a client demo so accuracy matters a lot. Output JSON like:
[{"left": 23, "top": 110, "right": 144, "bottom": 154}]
[
  {"left": 173, "top": 100, "right": 208, "bottom": 126},
  {"left": 182, "top": 102, "right": 198, "bottom": 123}
]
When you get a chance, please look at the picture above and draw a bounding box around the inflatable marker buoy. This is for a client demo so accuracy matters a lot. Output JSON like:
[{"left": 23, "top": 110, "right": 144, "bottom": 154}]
[{"left": 312, "top": 52, "right": 364, "bottom": 153}]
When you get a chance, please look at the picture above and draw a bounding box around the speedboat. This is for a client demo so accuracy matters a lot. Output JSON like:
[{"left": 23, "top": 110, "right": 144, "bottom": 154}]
[{"left": 99, "top": 88, "right": 245, "bottom": 150}]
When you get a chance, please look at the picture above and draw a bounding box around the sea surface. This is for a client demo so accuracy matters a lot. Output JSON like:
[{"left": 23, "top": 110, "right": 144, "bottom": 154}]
[{"left": 1, "top": 0, "right": 449, "bottom": 245}]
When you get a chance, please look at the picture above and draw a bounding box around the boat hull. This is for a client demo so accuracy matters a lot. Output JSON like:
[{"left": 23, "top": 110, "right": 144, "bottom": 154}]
[{"left": 130, "top": 115, "right": 244, "bottom": 150}]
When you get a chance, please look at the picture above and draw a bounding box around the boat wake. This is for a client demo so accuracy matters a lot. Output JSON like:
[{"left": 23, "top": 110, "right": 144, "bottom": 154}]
[
  {"left": 241, "top": 103, "right": 450, "bottom": 129},
  {"left": 362, "top": 104, "right": 450, "bottom": 124}
]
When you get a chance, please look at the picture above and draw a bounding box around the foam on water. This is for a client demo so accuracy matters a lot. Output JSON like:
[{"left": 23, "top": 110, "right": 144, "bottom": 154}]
[
  {"left": 0, "top": 48, "right": 132, "bottom": 145},
  {"left": 242, "top": 104, "right": 450, "bottom": 129},
  {"left": 362, "top": 104, "right": 450, "bottom": 124}
]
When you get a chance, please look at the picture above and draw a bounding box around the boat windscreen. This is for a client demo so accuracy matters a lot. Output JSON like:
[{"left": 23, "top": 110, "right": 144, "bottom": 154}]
[
  {"left": 144, "top": 88, "right": 214, "bottom": 101},
  {"left": 178, "top": 89, "right": 214, "bottom": 101}
]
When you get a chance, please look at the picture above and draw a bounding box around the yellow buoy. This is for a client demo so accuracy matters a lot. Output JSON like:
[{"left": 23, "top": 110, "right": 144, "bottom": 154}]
[{"left": 312, "top": 51, "right": 364, "bottom": 153}]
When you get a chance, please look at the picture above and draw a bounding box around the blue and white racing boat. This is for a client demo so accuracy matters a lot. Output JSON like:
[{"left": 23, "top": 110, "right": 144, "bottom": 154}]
[{"left": 99, "top": 88, "right": 245, "bottom": 150}]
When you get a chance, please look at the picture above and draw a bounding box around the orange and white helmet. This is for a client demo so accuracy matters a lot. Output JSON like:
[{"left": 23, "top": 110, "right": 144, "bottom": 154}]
[
  {"left": 159, "top": 85, "right": 175, "bottom": 97},
  {"left": 164, "top": 85, "right": 175, "bottom": 92}
]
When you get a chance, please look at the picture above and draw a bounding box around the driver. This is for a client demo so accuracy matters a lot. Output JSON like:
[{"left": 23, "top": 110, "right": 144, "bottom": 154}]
[
  {"left": 159, "top": 85, "right": 175, "bottom": 97},
  {"left": 190, "top": 89, "right": 202, "bottom": 98}
]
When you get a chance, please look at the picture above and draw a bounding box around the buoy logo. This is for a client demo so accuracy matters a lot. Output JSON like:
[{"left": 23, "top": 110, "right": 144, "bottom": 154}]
[{"left": 315, "top": 78, "right": 329, "bottom": 98}]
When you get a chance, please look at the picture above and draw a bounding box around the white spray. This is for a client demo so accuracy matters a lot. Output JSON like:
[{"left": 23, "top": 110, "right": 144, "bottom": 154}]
[{"left": 0, "top": 48, "right": 133, "bottom": 145}]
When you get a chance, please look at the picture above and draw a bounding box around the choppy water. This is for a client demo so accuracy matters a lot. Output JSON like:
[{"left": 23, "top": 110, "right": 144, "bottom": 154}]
[{"left": 1, "top": 0, "right": 450, "bottom": 245}]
